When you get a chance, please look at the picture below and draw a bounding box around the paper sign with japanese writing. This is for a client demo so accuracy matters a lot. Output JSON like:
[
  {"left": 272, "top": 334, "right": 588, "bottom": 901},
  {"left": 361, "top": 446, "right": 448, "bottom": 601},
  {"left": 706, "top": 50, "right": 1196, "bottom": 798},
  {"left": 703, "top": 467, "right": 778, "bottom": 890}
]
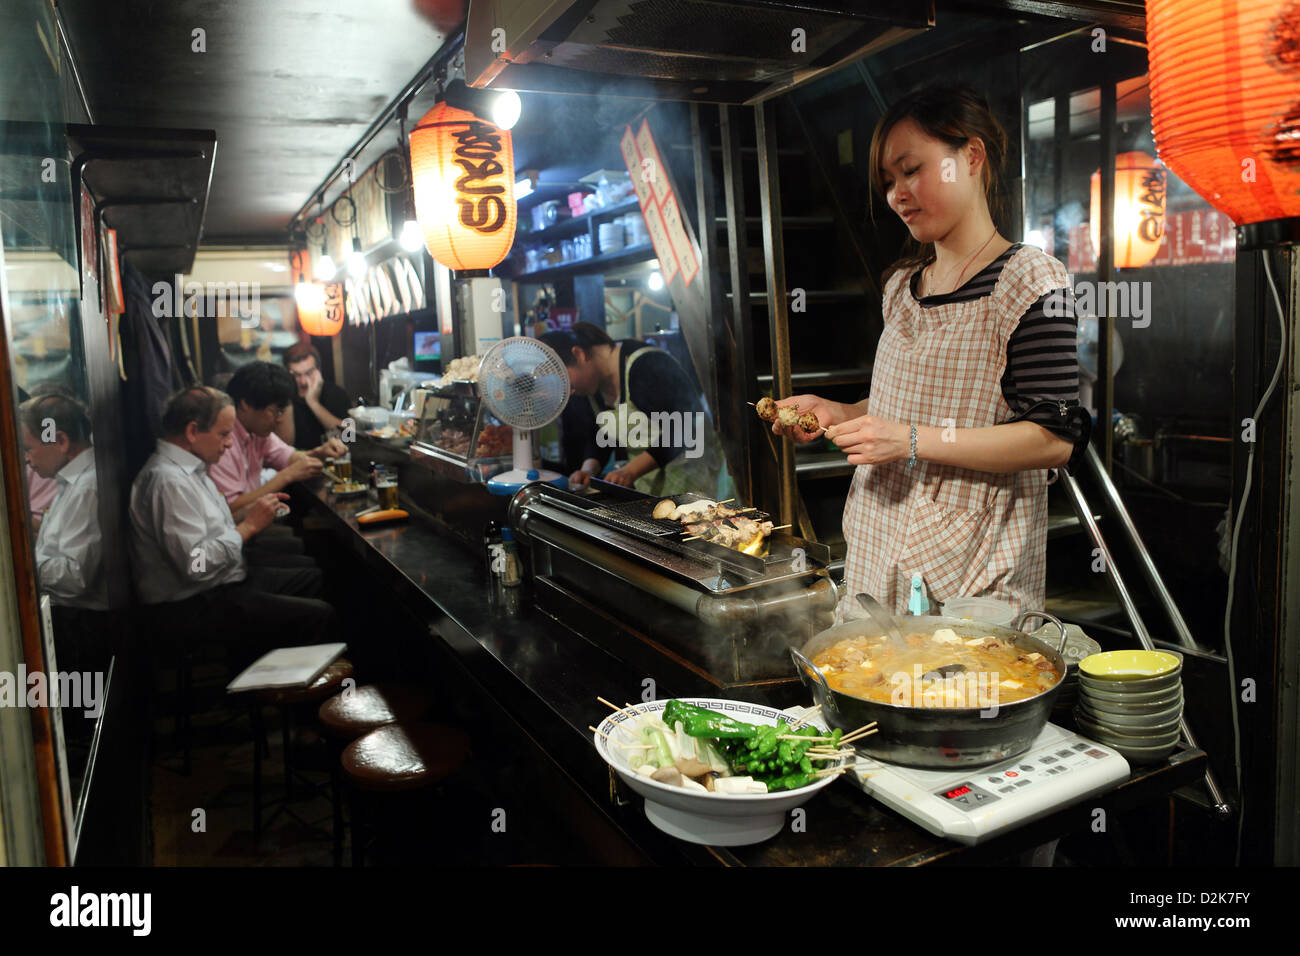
[
  {"left": 640, "top": 200, "right": 678, "bottom": 285},
  {"left": 659, "top": 191, "right": 700, "bottom": 287},
  {"left": 636, "top": 120, "right": 671, "bottom": 204},
  {"left": 621, "top": 126, "right": 652, "bottom": 207}
]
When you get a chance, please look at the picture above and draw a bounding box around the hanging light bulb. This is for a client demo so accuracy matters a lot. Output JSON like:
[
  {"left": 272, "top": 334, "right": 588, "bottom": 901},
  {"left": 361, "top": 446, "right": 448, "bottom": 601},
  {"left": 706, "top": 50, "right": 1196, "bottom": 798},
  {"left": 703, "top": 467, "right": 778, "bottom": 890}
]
[
  {"left": 647, "top": 270, "right": 664, "bottom": 292},
  {"left": 492, "top": 89, "right": 522, "bottom": 131},
  {"left": 315, "top": 247, "right": 336, "bottom": 281},
  {"left": 399, "top": 219, "right": 424, "bottom": 253},
  {"left": 346, "top": 236, "right": 367, "bottom": 280}
]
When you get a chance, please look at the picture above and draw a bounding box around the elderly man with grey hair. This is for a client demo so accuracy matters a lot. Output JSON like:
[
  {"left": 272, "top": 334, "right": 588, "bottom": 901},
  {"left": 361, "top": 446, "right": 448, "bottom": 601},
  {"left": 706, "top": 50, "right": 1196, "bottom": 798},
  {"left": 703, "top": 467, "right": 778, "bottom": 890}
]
[
  {"left": 19, "top": 390, "right": 106, "bottom": 611},
  {"left": 130, "top": 385, "right": 335, "bottom": 662}
]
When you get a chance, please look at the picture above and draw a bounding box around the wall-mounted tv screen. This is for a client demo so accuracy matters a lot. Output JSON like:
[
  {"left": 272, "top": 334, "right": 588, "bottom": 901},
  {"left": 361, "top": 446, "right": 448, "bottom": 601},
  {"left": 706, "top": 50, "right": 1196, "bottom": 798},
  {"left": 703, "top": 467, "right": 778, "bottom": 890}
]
[{"left": 414, "top": 330, "right": 440, "bottom": 361}]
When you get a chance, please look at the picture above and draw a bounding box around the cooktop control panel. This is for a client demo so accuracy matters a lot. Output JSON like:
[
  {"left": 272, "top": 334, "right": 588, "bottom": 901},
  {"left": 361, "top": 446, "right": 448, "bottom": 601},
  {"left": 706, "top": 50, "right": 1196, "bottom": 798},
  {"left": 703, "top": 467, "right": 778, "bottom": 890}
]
[
  {"left": 937, "top": 740, "right": 1115, "bottom": 811},
  {"left": 845, "top": 724, "right": 1130, "bottom": 844}
]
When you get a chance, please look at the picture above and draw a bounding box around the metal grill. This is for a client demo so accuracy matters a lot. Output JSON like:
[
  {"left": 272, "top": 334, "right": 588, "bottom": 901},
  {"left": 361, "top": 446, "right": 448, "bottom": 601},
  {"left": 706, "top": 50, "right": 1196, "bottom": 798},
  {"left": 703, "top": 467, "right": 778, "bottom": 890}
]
[
  {"left": 514, "top": 483, "right": 828, "bottom": 580},
  {"left": 588, "top": 492, "right": 772, "bottom": 540}
]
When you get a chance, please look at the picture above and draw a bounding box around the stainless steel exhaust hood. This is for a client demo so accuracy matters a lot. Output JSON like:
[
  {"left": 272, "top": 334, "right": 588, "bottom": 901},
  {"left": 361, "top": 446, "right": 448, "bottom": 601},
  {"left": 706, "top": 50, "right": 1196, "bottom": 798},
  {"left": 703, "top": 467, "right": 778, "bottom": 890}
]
[{"left": 465, "top": 0, "right": 933, "bottom": 104}]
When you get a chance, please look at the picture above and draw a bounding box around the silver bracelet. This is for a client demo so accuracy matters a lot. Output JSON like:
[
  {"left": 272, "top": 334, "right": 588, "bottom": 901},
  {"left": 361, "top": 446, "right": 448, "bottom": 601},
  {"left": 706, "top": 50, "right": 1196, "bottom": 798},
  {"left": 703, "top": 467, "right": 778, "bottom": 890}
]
[{"left": 907, "top": 424, "right": 918, "bottom": 468}]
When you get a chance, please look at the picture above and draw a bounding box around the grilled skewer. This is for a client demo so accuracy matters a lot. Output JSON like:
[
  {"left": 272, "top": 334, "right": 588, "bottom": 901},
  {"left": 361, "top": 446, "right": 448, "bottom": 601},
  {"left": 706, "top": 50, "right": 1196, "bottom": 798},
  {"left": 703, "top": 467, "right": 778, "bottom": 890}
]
[{"left": 754, "top": 396, "right": 823, "bottom": 433}]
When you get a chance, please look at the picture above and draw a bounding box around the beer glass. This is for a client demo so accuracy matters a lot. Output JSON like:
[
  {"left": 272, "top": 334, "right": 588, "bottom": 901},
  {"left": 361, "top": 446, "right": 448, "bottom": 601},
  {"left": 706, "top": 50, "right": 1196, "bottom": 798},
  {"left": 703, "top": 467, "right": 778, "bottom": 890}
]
[{"left": 376, "top": 468, "right": 398, "bottom": 509}]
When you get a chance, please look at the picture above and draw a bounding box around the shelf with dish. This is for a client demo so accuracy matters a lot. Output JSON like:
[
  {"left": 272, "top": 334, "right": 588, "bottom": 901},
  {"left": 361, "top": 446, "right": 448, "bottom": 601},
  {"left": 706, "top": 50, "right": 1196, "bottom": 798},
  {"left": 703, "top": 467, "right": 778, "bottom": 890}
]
[
  {"left": 510, "top": 187, "right": 652, "bottom": 278},
  {"left": 516, "top": 197, "right": 642, "bottom": 245},
  {"left": 509, "top": 242, "right": 656, "bottom": 281}
]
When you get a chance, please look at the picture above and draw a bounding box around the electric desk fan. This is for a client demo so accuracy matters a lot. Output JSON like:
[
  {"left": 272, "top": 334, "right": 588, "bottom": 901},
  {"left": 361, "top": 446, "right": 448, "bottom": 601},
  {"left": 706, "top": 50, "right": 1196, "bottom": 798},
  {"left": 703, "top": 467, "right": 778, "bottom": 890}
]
[{"left": 478, "top": 336, "right": 572, "bottom": 495}]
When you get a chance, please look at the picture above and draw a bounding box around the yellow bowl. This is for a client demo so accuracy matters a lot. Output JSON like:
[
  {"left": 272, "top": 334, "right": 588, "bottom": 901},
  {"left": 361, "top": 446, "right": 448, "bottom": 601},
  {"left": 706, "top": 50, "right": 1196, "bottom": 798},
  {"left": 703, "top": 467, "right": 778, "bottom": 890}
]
[{"left": 1079, "top": 650, "right": 1182, "bottom": 681}]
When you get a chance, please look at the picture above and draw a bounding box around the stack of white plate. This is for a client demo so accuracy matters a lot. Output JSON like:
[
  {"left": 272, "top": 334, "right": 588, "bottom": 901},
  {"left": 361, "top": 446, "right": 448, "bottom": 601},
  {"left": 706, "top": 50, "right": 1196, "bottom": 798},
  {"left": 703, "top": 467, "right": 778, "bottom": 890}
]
[
  {"left": 1074, "top": 650, "right": 1183, "bottom": 764},
  {"left": 598, "top": 221, "right": 625, "bottom": 252}
]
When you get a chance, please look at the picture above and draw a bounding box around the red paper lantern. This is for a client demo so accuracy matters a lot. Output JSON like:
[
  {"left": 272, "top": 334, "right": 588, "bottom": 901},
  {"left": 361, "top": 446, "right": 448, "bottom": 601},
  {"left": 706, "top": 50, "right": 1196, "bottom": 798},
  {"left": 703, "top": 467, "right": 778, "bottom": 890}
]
[
  {"left": 1090, "top": 151, "right": 1167, "bottom": 268},
  {"left": 409, "top": 100, "right": 517, "bottom": 271},
  {"left": 1147, "top": 0, "right": 1300, "bottom": 226},
  {"left": 295, "top": 281, "right": 344, "bottom": 336}
]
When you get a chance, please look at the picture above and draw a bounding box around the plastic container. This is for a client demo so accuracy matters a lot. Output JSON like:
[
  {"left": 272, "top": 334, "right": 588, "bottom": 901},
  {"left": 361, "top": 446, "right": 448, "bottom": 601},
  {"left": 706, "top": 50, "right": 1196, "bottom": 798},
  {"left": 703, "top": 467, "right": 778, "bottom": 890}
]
[{"left": 939, "top": 595, "right": 1017, "bottom": 628}]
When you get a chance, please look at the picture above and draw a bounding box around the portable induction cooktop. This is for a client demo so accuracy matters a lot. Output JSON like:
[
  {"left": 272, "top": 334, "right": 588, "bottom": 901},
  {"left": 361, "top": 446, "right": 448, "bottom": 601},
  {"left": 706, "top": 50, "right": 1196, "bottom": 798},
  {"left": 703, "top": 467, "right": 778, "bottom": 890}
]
[{"left": 844, "top": 723, "right": 1130, "bottom": 845}]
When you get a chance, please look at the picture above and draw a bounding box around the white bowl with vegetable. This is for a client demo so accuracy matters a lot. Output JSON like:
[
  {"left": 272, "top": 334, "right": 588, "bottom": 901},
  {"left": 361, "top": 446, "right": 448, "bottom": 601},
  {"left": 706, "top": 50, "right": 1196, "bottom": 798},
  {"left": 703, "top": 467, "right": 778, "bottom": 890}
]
[{"left": 592, "top": 698, "right": 851, "bottom": 846}]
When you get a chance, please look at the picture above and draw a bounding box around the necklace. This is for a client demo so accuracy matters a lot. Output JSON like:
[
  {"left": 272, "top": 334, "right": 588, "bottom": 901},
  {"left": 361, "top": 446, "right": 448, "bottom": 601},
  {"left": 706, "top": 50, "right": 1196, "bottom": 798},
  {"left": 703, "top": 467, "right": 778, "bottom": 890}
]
[{"left": 923, "top": 228, "right": 999, "bottom": 297}]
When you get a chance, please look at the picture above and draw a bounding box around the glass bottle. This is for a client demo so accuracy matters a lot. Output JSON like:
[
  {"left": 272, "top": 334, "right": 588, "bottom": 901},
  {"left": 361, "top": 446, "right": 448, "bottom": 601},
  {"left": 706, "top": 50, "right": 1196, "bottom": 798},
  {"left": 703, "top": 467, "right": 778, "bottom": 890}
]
[{"left": 499, "top": 526, "right": 522, "bottom": 587}]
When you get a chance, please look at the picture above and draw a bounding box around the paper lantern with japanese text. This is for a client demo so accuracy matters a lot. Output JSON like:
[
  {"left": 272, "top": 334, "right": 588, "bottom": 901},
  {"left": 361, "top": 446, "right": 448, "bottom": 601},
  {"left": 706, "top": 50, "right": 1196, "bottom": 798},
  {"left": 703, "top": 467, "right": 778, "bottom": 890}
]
[
  {"left": 295, "top": 281, "right": 344, "bottom": 336},
  {"left": 408, "top": 100, "right": 516, "bottom": 271},
  {"left": 1147, "top": 0, "right": 1300, "bottom": 227},
  {"left": 1090, "top": 151, "right": 1167, "bottom": 268}
]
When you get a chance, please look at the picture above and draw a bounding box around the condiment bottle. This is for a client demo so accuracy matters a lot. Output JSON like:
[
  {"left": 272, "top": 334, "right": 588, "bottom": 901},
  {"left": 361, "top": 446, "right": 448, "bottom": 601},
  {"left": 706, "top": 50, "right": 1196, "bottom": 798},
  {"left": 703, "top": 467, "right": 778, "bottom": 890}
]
[
  {"left": 499, "top": 526, "right": 522, "bottom": 587},
  {"left": 484, "top": 520, "right": 503, "bottom": 576}
]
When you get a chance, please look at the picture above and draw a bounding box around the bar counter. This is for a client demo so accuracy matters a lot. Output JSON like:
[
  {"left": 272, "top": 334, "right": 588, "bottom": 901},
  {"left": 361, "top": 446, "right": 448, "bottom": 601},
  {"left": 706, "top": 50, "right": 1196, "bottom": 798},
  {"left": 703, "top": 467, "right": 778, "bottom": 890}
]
[{"left": 295, "top": 475, "right": 1209, "bottom": 866}]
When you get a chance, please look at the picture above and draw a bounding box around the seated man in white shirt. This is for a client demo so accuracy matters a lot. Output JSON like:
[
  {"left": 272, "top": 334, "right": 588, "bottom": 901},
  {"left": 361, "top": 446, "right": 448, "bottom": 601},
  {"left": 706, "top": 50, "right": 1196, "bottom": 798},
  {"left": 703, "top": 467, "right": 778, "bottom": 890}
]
[
  {"left": 20, "top": 392, "right": 110, "bottom": 688},
  {"left": 130, "top": 386, "right": 334, "bottom": 661},
  {"left": 20, "top": 393, "right": 107, "bottom": 611}
]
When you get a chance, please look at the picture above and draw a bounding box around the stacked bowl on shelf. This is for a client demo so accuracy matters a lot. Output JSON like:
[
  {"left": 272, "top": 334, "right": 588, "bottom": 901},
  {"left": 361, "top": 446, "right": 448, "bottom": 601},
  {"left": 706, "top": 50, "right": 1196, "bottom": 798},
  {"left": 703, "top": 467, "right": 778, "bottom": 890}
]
[{"left": 1074, "top": 650, "right": 1184, "bottom": 764}]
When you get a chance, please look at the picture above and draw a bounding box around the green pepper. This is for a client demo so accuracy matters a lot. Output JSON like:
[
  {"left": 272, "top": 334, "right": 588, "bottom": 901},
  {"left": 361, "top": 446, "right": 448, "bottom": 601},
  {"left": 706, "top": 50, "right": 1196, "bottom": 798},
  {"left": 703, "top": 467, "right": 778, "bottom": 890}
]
[{"left": 662, "top": 700, "right": 760, "bottom": 739}]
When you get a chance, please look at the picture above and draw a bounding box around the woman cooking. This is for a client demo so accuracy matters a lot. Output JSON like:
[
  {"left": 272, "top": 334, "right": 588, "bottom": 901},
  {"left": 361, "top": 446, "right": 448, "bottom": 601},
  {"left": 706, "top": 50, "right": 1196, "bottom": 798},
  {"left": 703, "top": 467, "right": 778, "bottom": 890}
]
[
  {"left": 774, "top": 84, "right": 1082, "bottom": 621},
  {"left": 539, "top": 322, "right": 729, "bottom": 498}
]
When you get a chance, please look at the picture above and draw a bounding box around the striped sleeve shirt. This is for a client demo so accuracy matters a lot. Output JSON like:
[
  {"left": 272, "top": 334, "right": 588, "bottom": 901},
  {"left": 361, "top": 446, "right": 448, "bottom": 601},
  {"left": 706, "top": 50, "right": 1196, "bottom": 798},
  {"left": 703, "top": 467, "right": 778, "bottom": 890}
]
[{"left": 1000, "top": 289, "right": 1080, "bottom": 440}]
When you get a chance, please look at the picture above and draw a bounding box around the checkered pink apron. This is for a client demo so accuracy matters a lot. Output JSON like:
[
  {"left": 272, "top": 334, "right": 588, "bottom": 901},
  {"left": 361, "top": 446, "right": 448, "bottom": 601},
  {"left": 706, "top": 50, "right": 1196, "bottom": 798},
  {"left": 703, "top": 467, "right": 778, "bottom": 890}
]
[{"left": 837, "top": 245, "right": 1069, "bottom": 623}]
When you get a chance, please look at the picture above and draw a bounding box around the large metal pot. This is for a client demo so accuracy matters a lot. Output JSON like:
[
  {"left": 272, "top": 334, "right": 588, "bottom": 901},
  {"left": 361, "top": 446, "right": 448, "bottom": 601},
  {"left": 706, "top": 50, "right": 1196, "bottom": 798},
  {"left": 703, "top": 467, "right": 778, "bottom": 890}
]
[{"left": 792, "top": 604, "right": 1069, "bottom": 769}]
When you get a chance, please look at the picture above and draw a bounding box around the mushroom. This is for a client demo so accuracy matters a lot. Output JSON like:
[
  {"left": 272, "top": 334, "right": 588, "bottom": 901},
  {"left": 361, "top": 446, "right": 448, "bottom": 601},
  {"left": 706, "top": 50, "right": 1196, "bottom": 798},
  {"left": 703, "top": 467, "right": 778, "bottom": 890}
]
[
  {"left": 651, "top": 766, "right": 684, "bottom": 787},
  {"left": 675, "top": 756, "right": 712, "bottom": 778}
]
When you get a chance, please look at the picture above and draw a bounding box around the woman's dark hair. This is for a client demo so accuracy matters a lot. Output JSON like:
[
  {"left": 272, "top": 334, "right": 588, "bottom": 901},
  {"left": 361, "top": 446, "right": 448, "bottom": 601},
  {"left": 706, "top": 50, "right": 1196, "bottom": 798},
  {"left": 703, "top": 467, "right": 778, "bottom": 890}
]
[
  {"left": 19, "top": 393, "right": 92, "bottom": 445},
  {"left": 226, "top": 361, "right": 295, "bottom": 410},
  {"left": 538, "top": 321, "right": 614, "bottom": 366},
  {"left": 868, "top": 83, "right": 1009, "bottom": 286},
  {"left": 160, "top": 386, "right": 232, "bottom": 437}
]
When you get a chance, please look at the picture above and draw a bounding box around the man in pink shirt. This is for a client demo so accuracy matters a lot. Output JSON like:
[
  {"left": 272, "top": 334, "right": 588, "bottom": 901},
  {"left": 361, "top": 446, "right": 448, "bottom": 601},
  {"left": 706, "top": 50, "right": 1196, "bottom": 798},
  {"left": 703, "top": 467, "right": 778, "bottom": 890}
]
[
  {"left": 208, "top": 363, "right": 345, "bottom": 567},
  {"left": 208, "top": 362, "right": 346, "bottom": 514}
]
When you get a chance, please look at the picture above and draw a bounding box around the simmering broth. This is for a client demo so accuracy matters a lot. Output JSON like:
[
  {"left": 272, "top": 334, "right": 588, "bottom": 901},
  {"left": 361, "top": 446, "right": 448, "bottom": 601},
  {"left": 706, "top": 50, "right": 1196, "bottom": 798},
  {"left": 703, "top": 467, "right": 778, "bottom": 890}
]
[{"left": 811, "top": 629, "right": 1060, "bottom": 707}]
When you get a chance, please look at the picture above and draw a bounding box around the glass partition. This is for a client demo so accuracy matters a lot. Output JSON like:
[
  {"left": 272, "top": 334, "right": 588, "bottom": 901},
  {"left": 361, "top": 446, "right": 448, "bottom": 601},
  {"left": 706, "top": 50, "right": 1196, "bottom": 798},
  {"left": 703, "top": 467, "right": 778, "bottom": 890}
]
[{"left": 1, "top": 0, "right": 111, "bottom": 857}]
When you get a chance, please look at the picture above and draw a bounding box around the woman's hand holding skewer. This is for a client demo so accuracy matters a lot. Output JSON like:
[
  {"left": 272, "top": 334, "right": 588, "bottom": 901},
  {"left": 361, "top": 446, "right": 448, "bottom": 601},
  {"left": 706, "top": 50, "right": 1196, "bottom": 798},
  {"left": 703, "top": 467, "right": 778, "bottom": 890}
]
[
  {"left": 825, "top": 414, "right": 910, "bottom": 465},
  {"left": 769, "top": 394, "right": 860, "bottom": 444}
]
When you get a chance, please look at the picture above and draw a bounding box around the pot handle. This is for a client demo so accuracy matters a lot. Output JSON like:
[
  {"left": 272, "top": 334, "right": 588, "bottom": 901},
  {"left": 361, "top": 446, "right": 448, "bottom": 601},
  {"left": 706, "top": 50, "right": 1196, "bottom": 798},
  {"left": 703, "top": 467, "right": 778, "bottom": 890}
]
[
  {"left": 1015, "top": 608, "right": 1069, "bottom": 656},
  {"left": 789, "top": 646, "right": 839, "bottom": 714}
]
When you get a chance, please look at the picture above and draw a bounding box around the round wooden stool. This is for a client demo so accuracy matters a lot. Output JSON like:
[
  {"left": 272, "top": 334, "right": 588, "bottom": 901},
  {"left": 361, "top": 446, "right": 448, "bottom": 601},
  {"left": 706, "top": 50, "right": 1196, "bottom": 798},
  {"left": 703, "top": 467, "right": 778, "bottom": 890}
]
[
  {"left": 316, "top": 682, "right": 433, "bottom": 741},
  {"left": 340, "top": 722, "right": 471, "bottom": 865},
  {"left": 251, "top": 658, "right": 354, "bottom": 846}
]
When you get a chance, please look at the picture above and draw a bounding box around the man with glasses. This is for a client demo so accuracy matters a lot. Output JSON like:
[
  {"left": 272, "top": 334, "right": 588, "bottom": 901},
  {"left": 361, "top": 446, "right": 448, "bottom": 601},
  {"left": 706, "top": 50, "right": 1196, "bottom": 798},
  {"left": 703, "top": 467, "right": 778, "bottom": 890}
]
[
  {"left": 208, "top": 361, "right": 345, "bottom": 514},
  {"left": 208, "top": 362, "right": 345, "bottom": 565}
]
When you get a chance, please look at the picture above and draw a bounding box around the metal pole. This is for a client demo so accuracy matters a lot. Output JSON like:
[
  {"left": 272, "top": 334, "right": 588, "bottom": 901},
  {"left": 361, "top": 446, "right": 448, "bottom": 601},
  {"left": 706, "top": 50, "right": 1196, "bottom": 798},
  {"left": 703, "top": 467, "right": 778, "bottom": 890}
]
[
  {"left": 754, "top": 101, "right": 796, "bottom": 531},
  {"left": 720, "top": 107, "right": 756, "bottom": 507},
  {"left": 1098, "top": 82, "right": 1117, "bottom": 475},
  {"left": 1082, "top": 443, "right": 1201, "bottom": 651},
  {"left": 1061, "top": 468, "right": 1231, "bottom": 816}
]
